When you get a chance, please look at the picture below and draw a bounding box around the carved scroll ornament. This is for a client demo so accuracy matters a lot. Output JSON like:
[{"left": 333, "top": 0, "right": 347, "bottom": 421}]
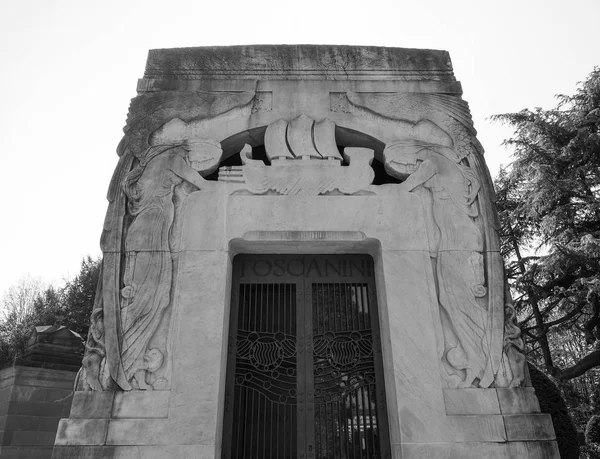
[{"left": 79, "top": 91, "right": 255, "bottom": 391}]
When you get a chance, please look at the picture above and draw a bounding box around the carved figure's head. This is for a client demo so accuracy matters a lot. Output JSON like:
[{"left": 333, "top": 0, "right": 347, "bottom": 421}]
[
  {"left": 384, "top": 120, "right": 454, "bottom": 179},
  {"left": 185, "top": 139, "right": 223, "bottom": 175},
  {"left": 384, "top": 141, "right": 461, "bottom": 179},
  {"left": 150, "top": 118, "right": 223, "bottom": 176}
]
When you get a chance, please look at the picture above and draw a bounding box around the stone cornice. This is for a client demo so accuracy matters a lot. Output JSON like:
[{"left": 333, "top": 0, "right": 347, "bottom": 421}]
[{"left": 143, "top": 45, "right": 455, "bottom": 81}]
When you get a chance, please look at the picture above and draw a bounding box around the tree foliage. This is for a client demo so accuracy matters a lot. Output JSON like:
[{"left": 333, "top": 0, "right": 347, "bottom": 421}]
[
  {"left": 494, "top": 67, "right": 600, "bottom": 381},
  {"left": 0, "top": 275, "right": 45, "bottom": 323},
  {"left": 0, "top": 256, "right": 100, "bottom": 367},
  {"left": 57, "top": 256, "right": 101, "bottom": 337},
  {"left": 0, "top": 275, "right": 46, "bottom": 366}
]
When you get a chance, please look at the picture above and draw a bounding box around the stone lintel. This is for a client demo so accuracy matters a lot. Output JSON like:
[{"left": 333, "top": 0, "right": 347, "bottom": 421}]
[{"left": 241, "top": 230, "right": 366, "bottom": 242}]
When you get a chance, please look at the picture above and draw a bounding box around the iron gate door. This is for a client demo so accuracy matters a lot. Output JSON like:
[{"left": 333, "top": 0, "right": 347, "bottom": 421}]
[{"left": 222, "top": 255, "right": 391, "bottom": 459}]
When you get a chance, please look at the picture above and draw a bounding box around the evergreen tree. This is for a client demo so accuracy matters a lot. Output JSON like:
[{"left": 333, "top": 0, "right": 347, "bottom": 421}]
[
  {"left": 493, "top": 67, "right": 600, "bottom": 380},
  {"left": 0, "top": 256, "right": 100, "bottom": 366},
  {"left": 60, "top": 255, "right": 100, "bottom": 337}
]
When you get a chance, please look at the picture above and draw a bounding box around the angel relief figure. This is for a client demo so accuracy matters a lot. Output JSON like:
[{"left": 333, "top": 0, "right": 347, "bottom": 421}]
[
  {"left": 384, "top": 141, "right": 492, "bottom": 388},
  {"left": 118, "top": 138, "right": 222, "bottom": 390},
  {"left": 80, "top": 120, "right": 223, "bottom": 391}
]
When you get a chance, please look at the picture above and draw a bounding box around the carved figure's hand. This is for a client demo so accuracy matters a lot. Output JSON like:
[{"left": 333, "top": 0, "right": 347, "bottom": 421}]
[
  {"left": 395, "top": 182, "right": 412, "bottom": 193},
  {"left": 199, "top": 181, "right": 221, "bottom": 192}
]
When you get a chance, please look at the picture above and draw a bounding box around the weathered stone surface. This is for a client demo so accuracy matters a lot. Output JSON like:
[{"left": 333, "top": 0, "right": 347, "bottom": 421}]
[
  {"left": 443, "top": 388, "right": 501, "bottom": 415},
  {"left": 69, "top": 392, "right": 114, "bottom": 419},
  {"left": 112, "top": 391, "right": 169, "bottom": 418},
  {"left": 105, "top": 419, "right": 171, "bottom": 445},
  {"left": 52, "top": 444, "right": 218, "bottom": 459},
  {"left": 0, "top": 366, "right": 77, "bottom": 390},
  {"left": 143, "top": 45, "right": 455, "bottom": 81},
  {"left": 56, "top": 44, "right": 555, "bottom": 458},
  {"left": 399, "top": 440, "right": 560, "bottom": 458},
  {"left": 54, "top": 419, "right": 109, "bottom": 446},
  {"left": 11, "top": 430, "right": 57, "bottom": 446},
  {"left": 0, "top": 414, "right": 61, "bottom": 432},
  {"left": 1, "top": 446, "right": 55, "bottom": 458},
  {"left": 0, "top": 364, "right": 76, "bottom": 458},
  {"left": 504, "top": 413, "right": 556, "bottom": 441},
  {"left": 497, "top": 387, "right": 542, "bottom": 414}
]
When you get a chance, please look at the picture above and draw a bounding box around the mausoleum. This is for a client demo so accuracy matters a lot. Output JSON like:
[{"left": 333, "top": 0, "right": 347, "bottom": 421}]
[{"left": 53, "top": 45, "right": 559, "bottom": 458}]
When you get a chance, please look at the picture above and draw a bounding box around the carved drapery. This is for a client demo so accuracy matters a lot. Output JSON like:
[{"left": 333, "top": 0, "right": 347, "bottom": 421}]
[
  {"left": 79, "top": 91, "right": 255, "bottom": 391},
  {"left": 343, "top": 92, "right": 525, "bottom": 388}
]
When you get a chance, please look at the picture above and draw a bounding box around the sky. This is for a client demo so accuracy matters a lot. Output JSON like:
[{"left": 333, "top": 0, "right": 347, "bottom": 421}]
[{"left": 0, "top": 0, "right": 598, "bottom": 295}]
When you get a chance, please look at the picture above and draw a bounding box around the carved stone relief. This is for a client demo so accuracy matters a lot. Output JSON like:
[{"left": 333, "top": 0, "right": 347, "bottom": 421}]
[
  {"left": 251, "top": 91, "right": 273, "bottom": 113},
  {"left": 329, "top": 92, "right": 351, "bottom": 113},
  {"left": 382, "top": 139, "right": 524, "bottom": 388},
  {"left": 80, "top": 85, "right": 526, "bottom": 392},
  {"left": 385, "top": 142, "right": 492, "bottom": 387},
  {"left": 323, "top": 91, "right": 526, "bottom": 388},
  {"left": 79, "top": 91, "right": 255, "bottom": 391},
  {"left": 225, "top": 114, "right": 376, "bottom": 196},
  {"left": 350, "top": 88, "right": 526, "bottom": 388}
]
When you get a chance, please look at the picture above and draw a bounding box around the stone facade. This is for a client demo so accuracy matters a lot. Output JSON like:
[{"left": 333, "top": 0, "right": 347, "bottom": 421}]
[{"left": 53, "top": 45, "right": 559, "bottom": 458}]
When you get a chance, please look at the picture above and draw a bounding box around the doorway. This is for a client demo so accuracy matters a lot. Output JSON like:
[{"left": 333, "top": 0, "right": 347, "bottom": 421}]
[{"left": 222, "top": 254, "right": 391, "bottom": 459}]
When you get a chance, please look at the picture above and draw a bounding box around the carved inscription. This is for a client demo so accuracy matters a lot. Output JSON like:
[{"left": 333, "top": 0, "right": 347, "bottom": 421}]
[{"left": 239, "top": 257, "right": 373, "bottom": 279}]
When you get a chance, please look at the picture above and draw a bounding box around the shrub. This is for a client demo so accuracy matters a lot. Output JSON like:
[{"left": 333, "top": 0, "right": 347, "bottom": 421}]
[
  {"left": 586, "top": 415, "right": 600, "bottom": 444},
  {"left": 529, "top": 363, "right": 580, "bottom": 459}
]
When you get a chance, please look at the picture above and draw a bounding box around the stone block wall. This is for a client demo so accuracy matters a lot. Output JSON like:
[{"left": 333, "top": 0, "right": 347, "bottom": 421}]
[{"left": 0, "top": 366, "right": 76, "bottom": 458}]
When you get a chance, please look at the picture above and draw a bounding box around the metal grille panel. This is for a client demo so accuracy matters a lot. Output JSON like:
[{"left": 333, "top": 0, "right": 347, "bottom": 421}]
[
  {"left": 312, "top": 283, "right": 382, "bottom": 459},
  {"left": 228, "top": 283, "right": 298, "bottom": 459},
  {"left": 223, "top": 255, "right": 390, "bottom": 459}
]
